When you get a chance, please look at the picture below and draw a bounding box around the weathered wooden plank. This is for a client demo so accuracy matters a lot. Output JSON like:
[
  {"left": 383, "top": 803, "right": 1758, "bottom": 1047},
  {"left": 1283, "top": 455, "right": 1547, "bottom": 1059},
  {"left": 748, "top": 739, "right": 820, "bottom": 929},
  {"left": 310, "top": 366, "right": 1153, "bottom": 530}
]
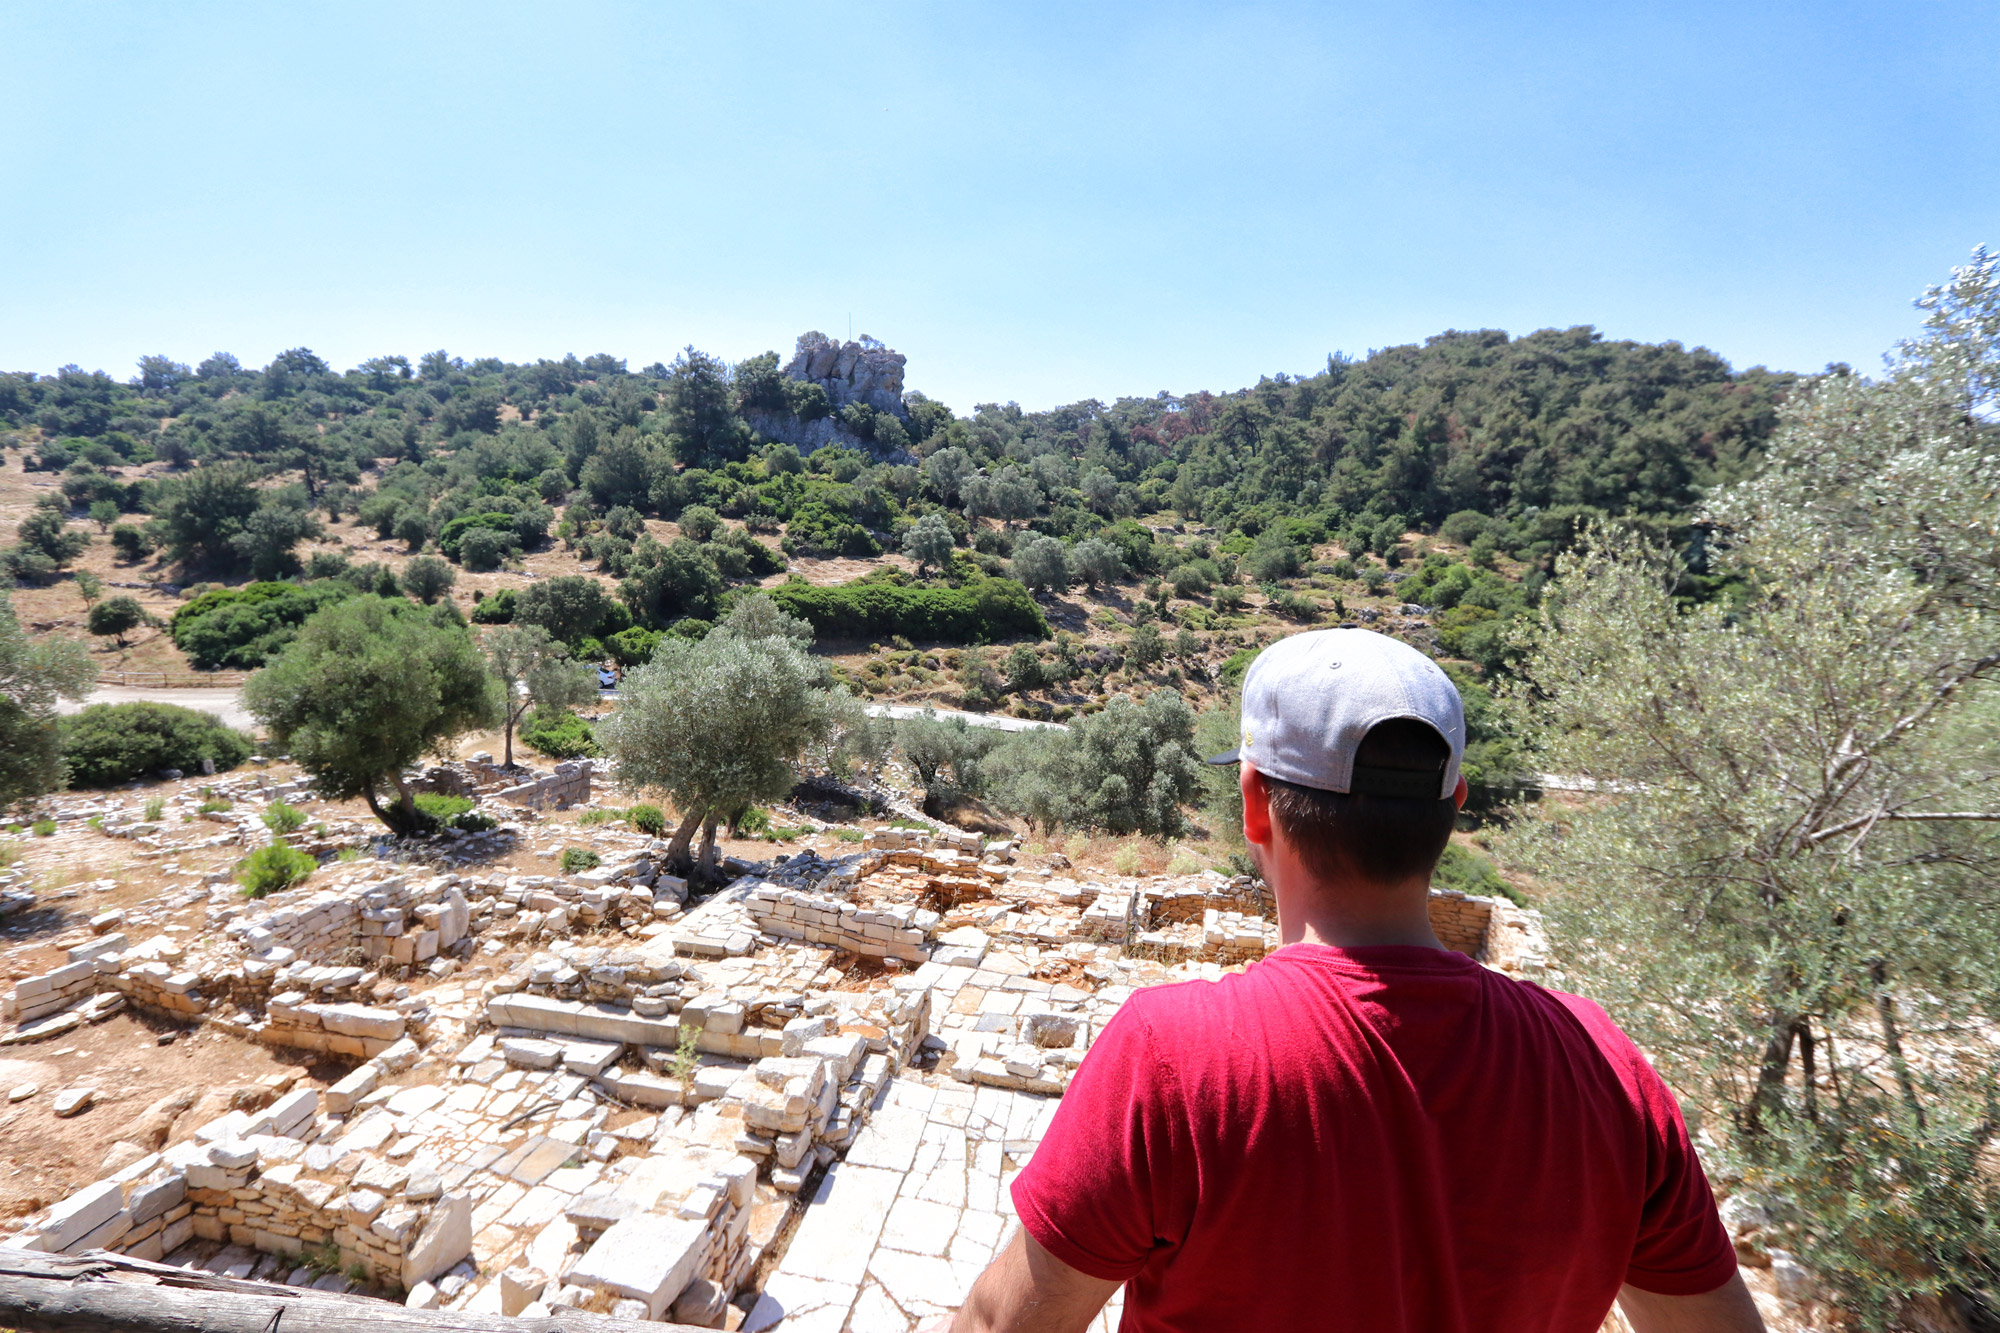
[{"left": 0, "top": 1247, "right": 709, "bottom": 1333}]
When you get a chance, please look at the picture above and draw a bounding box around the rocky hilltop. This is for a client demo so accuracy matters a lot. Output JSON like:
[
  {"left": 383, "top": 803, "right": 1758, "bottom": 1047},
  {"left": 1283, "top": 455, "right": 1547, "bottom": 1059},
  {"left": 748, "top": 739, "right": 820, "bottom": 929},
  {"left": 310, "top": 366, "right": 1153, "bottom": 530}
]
[
  {"left": 747, "top": 333, "right": 917, "bottom": 459},
  {"left": 783, "top": 333, "right": 908, "bottom": 421}
]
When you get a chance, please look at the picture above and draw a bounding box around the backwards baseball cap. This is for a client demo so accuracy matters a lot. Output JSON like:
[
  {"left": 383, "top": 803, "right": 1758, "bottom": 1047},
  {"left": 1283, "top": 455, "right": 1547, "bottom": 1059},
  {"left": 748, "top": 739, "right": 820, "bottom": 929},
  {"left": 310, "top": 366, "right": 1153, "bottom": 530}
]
[{"left": 1207, "top": 628, "right": 1465, "bottom": 799}]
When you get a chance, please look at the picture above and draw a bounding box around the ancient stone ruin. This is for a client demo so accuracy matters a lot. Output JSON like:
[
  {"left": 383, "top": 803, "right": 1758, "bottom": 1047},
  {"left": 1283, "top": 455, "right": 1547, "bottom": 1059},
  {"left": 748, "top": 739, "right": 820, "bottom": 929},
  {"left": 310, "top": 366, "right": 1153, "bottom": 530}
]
[{"left": 0, "top": 775, "right": 1549, "bottom": 1330}]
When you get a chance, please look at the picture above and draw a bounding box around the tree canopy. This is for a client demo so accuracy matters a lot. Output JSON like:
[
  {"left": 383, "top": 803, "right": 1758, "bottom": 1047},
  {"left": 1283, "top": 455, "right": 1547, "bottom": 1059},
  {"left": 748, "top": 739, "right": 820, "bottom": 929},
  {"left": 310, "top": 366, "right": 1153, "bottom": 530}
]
[
  {"left": 596, "top": 594, "right": 842, "bottom": 878},
  {"left": 0, "top": 593, "right": 96, "bottom": 810},
  {"left": 244, "top": 596, "right": 498, "bottom": 832},
  {"left": 1510, "top": 248, "right": 2000, "bottom": 1324}
]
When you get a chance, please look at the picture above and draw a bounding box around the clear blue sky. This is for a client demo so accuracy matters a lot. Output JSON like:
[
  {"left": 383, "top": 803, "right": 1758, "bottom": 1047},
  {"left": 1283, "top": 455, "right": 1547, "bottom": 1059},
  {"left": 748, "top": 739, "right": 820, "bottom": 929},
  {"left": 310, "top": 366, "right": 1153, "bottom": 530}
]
[{"left": 3, "top": 2, "right": 1995, "bottom": 412}]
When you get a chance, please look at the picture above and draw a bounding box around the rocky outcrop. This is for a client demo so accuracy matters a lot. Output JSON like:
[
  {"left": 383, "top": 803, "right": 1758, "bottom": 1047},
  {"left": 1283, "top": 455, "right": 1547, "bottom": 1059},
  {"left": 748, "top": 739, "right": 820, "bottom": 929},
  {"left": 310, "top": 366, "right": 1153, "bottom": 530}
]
[
  {"left": 745, "top": 333, "right": 919, "bottom": 461},
  {"left": 784, "top": 333, "right": 907, "bottom": 419}
]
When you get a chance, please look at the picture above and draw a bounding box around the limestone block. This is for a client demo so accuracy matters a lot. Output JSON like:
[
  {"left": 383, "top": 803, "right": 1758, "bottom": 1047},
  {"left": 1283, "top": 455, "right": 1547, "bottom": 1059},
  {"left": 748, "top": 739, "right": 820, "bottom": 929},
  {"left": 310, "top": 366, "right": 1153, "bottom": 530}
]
[
  {"left": 500, "top": 1265, "right": 549, "bottom": 1316},
  {"left": 502, "top": 1037, "right": 564, "bottom": 1070},
  {"left": 561, "top": 1040, "right": 622, "bottom": 1077},
  {"left": 567, "top": 1213, "right": 709, "bottom": 1320},
  {"left": 400, "top": 1194, "right": 473, "bottom": 1288},
  {"left": 1022, "top": 1012, "right": 1081, "bottom": 1049},
  {"left": 323, "top": 1065, "right": 379, "bottom": 1115},
  {"left": 126, "top": 1175, "right": 186, "bottom": 1225},
  {"left": 596, "top": 1070, "right": 684, "bottom": 1109},
  {"left": 40, "top": 1180, "right": 123, "bottom": 1251},
  {"left": 672, "top": 1276, "right": 729, "bottom": 1328},
  {"left": 309, "top": 1003, "right": 405, "bottom": 1041},
  {"left": 803, "top": 1033, "right": 867, "bottom": 1083},
  {"left": 73, "top": 1208, "right": 133, "bottom": 1253}
]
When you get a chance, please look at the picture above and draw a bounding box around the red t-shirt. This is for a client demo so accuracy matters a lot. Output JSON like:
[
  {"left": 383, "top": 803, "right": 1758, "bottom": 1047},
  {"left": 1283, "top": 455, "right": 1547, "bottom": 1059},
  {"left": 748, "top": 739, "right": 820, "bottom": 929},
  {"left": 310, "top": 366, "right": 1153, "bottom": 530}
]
[{"left": 1011, "top": 943, "right": 1736, "bottom": 1331}]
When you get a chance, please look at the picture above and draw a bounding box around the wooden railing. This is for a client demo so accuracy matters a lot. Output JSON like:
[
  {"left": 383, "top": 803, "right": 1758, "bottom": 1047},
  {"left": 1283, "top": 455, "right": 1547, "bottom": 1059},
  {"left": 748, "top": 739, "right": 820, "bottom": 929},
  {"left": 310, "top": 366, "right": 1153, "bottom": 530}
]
[
  {"left": 0, "top": 1246, "right": 699, "bottom": 1332},
  {"left": 96, "top": 671, "right": 250, "bottom": 688}
]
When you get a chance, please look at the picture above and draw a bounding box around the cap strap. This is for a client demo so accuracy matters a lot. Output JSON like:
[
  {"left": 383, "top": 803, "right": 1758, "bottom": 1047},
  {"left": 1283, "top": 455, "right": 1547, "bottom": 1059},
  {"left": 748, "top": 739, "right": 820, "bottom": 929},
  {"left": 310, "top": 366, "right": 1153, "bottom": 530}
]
[{"left": 1349, "top": 764, "right": 1446, "bottom": 800}]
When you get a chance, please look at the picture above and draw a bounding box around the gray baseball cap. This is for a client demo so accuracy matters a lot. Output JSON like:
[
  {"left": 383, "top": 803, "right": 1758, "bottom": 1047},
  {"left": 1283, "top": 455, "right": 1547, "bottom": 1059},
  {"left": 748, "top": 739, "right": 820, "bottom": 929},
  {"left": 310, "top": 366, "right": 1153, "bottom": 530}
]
[{"left": 1206, "top": 628, "right": 1465, "bottom": 799}]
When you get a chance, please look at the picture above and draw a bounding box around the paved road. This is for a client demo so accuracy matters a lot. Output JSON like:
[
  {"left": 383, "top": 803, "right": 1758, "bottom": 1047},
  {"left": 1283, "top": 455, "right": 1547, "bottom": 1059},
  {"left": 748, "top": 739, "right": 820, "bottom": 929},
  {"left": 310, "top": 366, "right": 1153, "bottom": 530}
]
[
  {"left": 863, "top": 702, "right": 1067, "bottom": 732},
  {"left": 56, "top": 687, "right": 1063, "bottom": 738},
  {"left": 60, "top": 686, "right": 259, "bottom": 731}
]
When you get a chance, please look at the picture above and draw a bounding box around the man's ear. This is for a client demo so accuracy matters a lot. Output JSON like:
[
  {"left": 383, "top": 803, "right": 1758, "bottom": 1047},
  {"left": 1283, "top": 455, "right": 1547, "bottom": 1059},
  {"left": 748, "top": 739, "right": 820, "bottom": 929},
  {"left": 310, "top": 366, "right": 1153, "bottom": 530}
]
[
  {"left": 1453, "top": 775, "right": 1469, "bottom": 811},
  {"left": 1241, "top": 762, "right": 1273, "bottom": 846}
]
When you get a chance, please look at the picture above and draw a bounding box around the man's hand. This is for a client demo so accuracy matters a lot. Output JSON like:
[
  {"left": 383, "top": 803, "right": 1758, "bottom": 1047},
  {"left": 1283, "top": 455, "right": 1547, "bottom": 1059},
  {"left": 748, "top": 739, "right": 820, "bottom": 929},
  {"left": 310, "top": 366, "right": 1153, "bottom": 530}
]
[
  {"left": 1617, "top": 1272, "right": 1766, "bottom": 1332},
  {"left": 919, "top": 1227, "right": 1120, "bottom": 1333}
]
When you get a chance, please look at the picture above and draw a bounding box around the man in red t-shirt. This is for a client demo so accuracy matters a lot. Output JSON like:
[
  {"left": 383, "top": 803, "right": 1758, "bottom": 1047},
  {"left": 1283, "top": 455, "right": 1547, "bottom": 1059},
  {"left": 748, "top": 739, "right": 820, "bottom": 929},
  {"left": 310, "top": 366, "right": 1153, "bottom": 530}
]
[{"left": 934, "top": 629, "right": 1761, "bottom": 1332}]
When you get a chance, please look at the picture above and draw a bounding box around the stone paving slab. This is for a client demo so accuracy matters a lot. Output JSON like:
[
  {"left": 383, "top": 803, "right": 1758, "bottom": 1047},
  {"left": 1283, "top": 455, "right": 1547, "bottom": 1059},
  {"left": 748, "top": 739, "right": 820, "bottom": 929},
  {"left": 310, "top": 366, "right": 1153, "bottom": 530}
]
[{"left": 751, "top": 1077, "right": 1083, "bottom": 1332}]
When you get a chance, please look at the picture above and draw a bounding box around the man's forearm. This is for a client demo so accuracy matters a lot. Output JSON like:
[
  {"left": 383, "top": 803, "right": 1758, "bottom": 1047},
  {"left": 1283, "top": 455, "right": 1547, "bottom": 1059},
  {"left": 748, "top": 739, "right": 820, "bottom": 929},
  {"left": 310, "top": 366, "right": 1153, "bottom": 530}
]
[
  {"left": 1617, "top": 1272, "right": 1766, "bottom": 1333},
  {"left": 938, "top": 1229, "right": 1120, "bottom": 1333}
]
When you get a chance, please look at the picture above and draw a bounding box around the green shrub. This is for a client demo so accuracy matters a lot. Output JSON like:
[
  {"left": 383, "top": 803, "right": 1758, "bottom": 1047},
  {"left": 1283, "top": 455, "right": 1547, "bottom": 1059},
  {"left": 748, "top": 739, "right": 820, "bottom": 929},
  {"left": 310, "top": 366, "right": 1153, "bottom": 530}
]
[
  {"left": 438, "top": 511, "right": 519, "bottom": 559},
  {"left": 261, "top": 800, "right": 306, "bottom": 834},
  {"left": 142, "top": 797, "right": 164, "bottom": 822},
  {"left": 239, "top": 842, "right": 316, "bottom": 898},
  {"left": 606, "top": 627, "right": 662, "bottom": 667},
  {"left": 458, "top": 526, "right": 512, "bottom": 571},
  {"left": 766, "top": 576, "right": 1046, "bottom": 644},
  {"left": 197, "top": 797, "right": 232, "bottom": 814},
  {"left": 169, "top": 579, "right": 359, "bottom": 670},
  {"left": 411, "top": 792, "right": 492, "bottom": 831},
  {"left": 60, "top": 701, "right": 256, "bottom": 788},
  {"left": 736, "top": 807, "right": 771, "bottom": 836},
  {"left": 626, "top": 803, "right": 665, "bottom": 836},
  {"left": 520, "top": 708, "right": 600, "bottom": 759},
  {"left": 471, "top": 588, "right": 516, "bottom": 623},
  {"left": 560, "top": 846, "right": 600, "bottom": 874},
  {"left": 31, "top": 819, "right": 55, "bottom": 837},
  {"left": 1432, "top": 843, "right": 1523, "bottom": 906},
  {"left": 576, "top": 808, "right": 619, "bottom": 826}
]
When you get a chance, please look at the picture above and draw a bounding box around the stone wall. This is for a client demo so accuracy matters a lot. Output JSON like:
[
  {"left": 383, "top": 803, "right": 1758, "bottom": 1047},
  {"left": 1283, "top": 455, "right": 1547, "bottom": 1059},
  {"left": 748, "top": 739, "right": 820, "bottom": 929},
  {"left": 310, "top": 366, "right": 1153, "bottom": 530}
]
[
  {"left": 2, "top": 957, "right": 101, "bottom": 1024},
  {"left": 258, "top": 994, "right": 409, "bottom": 1057},
  {"left": 19, "top": 1075, "right": 474, "bottom": 1291},
  {"left": 744, "top": 884, "right": 936, "bottom": 963},
  {"left": 494, "top": 761, "right": 594, "bottom": 811},
  {"left": 1426, "top": 889, "right": 1493, "bottom": 957}
]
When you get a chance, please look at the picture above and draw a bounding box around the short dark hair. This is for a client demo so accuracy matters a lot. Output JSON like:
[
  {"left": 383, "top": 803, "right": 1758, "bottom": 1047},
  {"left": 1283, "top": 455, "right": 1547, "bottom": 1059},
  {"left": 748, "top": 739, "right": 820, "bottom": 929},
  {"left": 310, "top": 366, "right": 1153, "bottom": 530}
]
[{"left": 1263, "top": 719, "right": 1456, "bottom": 885}]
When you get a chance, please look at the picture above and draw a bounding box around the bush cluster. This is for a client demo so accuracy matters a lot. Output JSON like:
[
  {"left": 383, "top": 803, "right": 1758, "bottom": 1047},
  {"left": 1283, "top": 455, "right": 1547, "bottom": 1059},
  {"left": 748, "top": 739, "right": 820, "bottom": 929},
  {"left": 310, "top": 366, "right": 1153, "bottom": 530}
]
[
  {"left": 767, "top": 575, "right": 1046, "bottom": 645},
  {"left": 169, "top": 579, "right": 358, "bottom": 670},
  {"left": 239, "top": 842, "right": 316, "bottom": 897},
  {"left": 60, "top": 702, "right": 255, "bottom": 787},
  {"left": 412, "top": 791, "right": 496, "bottom": 832},
  {"left": 520, "top": 708, "right": 600, "bottom": 758}
]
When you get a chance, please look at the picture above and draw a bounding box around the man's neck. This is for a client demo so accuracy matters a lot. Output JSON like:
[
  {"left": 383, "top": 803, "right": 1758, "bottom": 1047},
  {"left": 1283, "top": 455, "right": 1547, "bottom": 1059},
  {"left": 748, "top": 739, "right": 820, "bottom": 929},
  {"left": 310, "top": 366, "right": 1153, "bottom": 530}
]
[
  {"left": 1284, "top": 910, "right": 1447, "bottom": 950},
  {"left": 1270, "top": 862, "right": 1447, "bottom": 950}
]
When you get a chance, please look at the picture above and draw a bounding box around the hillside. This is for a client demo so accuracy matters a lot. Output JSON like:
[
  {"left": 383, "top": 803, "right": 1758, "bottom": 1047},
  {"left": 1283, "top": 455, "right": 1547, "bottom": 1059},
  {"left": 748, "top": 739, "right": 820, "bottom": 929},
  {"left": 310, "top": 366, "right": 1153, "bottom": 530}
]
[{"left": 0, "top": 329, "right": 1795, "bottom": 763}]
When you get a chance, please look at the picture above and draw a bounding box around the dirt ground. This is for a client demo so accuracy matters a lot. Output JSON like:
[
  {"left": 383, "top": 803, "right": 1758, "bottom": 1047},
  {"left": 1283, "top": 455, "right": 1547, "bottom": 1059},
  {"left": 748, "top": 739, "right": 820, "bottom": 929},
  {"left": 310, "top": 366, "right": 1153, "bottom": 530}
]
[{"left": 0, "top": 1011, "right": 333, "bottom": 1221}]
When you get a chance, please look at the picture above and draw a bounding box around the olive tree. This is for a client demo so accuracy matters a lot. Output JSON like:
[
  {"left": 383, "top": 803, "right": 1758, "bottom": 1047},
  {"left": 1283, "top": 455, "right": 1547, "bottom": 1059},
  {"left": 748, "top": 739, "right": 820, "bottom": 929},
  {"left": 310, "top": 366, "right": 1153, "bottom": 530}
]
[
  {"left": 483, "top": 623, "right": 596, "bottom": 768},
  {"left": 1010, "top": 533, "right": 1070, "bottom": 593},
  {"left": 400, "top": 554, "right": 456, "bottom": 605},
  {"left": 901, "top": 513, "right": 955, "bottom": 578},
  {"left": 87, "top": 596, "right": 146, "bottom": 647},
  {"left": 597, "top": 595, "right": 841, "bottom": 879},
  {"left": 1070, "top": 538, "right": 1125, "bottom": 589},
  {"left": 245, "top": 597, "right": 499, "bottom": 833},
  {"left": 0, "top": 593, "right": 95, "bottom": 811},
  {"left": 1508, "top": 250, "right": 2000, "bottom": 1326},
  {"left": 981, "top": 689, "right": 1203, "bottom": 837}
]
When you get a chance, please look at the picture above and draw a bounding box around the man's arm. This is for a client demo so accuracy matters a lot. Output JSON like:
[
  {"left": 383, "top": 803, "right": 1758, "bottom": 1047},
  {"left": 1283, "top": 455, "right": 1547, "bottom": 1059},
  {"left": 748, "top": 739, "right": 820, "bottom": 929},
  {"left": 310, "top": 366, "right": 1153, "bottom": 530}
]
[
  {"left": 1617, "top": 1272, "right": 1766, "bottom": 1333},
  {"left": 920, "top": 1228, "right": 1121, "bottom": 1333}
]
